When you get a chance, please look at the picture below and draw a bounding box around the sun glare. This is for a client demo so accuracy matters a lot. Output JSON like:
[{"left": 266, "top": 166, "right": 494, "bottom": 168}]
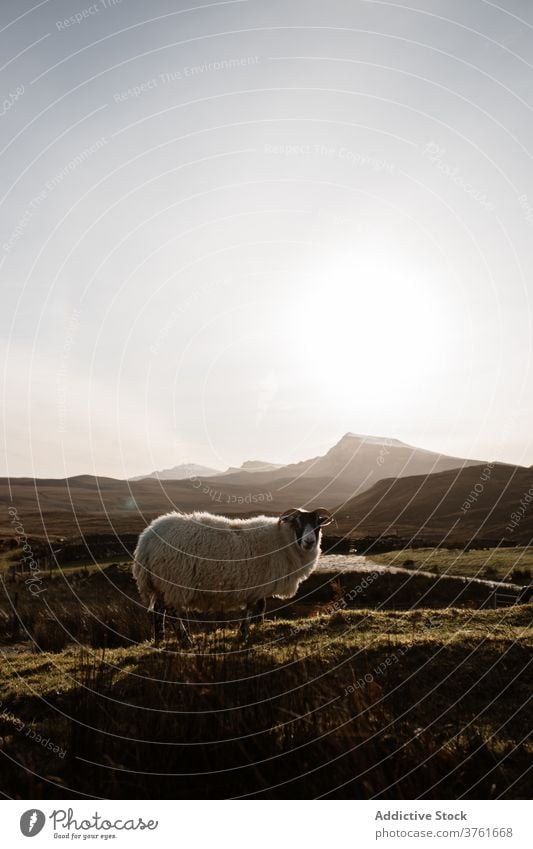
[{"left": 294, "top": 252, "right": 449, "bottom": 403}]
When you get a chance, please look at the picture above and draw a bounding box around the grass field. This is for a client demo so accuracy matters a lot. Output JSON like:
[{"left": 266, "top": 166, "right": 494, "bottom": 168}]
[
  {"left": 0, "top": 548, "right": 123, "bottom": 576},
  {"left": 372, "top": 546, "right": 533, "bottom": 583},
  {"left": 0, "top": 545, "right": 531, "bottom": 799},
  {"left": 0, "top": 605, "right": 531, "bottom": 799},
  {"left": 2, "top": 542, "right": 532, "bottom": 586}
]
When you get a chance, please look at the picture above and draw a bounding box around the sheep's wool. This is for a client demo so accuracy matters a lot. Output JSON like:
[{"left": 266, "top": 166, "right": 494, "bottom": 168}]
[{"left": 133, "top": 511, "right": 322, "bottom": 613}]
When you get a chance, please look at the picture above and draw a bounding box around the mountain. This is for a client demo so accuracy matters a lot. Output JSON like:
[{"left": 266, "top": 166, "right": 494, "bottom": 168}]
[
  {"left": 223, "top": 460, "right": 283, "bottom": 474},
  {"left": 130, "top": 433, "right": 478, "bottom": 493},
  {"left": 334, "top": 462, "right": 533, "bottom": 543},
  {"left": 1, "top": 434, "right": 515, "bottom": 543},
  {"left": 130, "top": 462, "right": 222, "bottom": 481},
  {"left": 131, "top": 459, "right": 284, "bottom": 481},
  {"left": 215, "top": 432, "right": 482, "bottom": 500}
]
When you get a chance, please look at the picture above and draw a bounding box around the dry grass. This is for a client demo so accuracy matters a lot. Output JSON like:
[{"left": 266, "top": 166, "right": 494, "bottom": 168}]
[
  {"left": 0, "top": 553, "right": 530, "bottom": 799},
  {"left": 0, "top": 600, "right": 531, "bottom": 799}
]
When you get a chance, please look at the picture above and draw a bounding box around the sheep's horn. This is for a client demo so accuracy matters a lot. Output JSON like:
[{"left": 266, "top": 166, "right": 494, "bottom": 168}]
[
  {"left": 280, "top": 508, "right": 300, "bottom": 522},
  {"left": 316, "top": 508, "right": 334, "bottom": 526}
]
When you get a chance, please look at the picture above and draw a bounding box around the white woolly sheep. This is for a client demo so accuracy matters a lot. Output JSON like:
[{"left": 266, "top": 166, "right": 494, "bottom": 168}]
[{"left": 132, "top": 507, "right": 333, "bottom": 644}]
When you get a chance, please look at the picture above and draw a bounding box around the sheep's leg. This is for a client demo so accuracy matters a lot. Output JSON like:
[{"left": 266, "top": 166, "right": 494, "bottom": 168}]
[
  {"left": 168, "top": 607, "right": 192, "bottom": 648},
  {"left": 238, "top": 604, "right": 254, "bottom": 641},
  {"left": 256, "top": 597, "right": 267, "bottom": 624},
  {"left": 153, "top": 599, "right": 166, "bottom": 645}
]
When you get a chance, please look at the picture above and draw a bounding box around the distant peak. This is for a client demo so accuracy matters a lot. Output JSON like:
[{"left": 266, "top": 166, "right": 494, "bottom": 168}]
[
  {"left": 240, "top": 459, "right": 282, "bottom": 471},
  {"left": 337, "top": 432, "right": 407, "bottom": 447},
  {"left": 224, "top": 459, "right": 283, "bottom": 473}
]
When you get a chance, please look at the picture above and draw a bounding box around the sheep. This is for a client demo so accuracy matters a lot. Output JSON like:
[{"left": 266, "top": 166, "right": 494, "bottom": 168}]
[{"left": 132, "top": 506, "right": 333, "bottom": 645}]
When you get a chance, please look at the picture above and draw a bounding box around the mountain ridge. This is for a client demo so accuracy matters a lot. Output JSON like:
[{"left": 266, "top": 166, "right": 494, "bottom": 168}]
[
  {"left": 130, "top": 462, "right": 223, "bottom": 481},
  {"left": 334, "top": 462, "right": 533, "bottom": 543},
  {"left": 2, "top": 433, "right": 525, "bottom": 543}
]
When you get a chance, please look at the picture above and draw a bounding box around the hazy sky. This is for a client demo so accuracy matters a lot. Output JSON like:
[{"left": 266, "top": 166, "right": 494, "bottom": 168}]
[{"left": 2, "top": 0, "right": 533, "bottom": 478}]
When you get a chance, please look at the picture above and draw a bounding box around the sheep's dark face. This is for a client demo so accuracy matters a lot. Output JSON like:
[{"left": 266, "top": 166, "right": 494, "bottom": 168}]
[{"left": 280, "top": 508, "right": 334, "bottom": 552}]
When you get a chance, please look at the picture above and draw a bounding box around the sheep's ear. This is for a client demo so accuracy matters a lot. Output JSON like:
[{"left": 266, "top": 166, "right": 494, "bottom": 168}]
[
  {"left": 280, "top": 508, "right": 300, "bottom": 523},
  {"left": 317, "top": 509, "right": 334, "bottom": 526}
]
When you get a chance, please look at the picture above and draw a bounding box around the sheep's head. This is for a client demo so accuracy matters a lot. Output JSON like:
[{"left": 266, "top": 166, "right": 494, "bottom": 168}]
[{"left": 279, "top": 507, "right": 333, "bottom": 552}]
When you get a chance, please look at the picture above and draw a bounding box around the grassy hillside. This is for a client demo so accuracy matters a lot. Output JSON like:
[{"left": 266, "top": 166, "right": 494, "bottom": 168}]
[
  {"left": 0, "top": 473, "right": 352, "bottom": 538},
  {"left": 2, "top": 458, "right": 532, "bottom": 545},
  {"left": 0, "top": 606, "right": 530, "bottom": 799},
  {"left": 1, "top": 543, "right": 530, "bottom": 799},
  {"left": 372, "top": 546, "right": 533, "bottom": 583},
  {"left": 336, "top": 463, "right": 533, "bottom": 543},
  {"left": 0, "top": 553, "right": 524, "bottom": 657}
]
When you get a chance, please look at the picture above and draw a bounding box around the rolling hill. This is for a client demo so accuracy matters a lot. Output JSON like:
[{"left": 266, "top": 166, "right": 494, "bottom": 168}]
[
  {"left": 0, "top": 434, "right": 523, "bottom": 543},
  {"left": 335, "top": 462, "right": 533, "bottom": 544}
]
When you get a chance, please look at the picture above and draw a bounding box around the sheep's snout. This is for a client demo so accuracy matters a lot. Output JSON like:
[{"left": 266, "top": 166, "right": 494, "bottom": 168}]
[
  {"left": 298, "top": 526, "right": 319, "bottom": 551},
  {"left": 280, "top": 507, "right": 332, "bottom": 552}
]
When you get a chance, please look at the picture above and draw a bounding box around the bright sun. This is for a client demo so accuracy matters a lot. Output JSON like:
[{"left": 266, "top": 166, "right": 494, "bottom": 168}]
[{"left": 292, "top": 251, "right": 451, "bottom": 405}]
